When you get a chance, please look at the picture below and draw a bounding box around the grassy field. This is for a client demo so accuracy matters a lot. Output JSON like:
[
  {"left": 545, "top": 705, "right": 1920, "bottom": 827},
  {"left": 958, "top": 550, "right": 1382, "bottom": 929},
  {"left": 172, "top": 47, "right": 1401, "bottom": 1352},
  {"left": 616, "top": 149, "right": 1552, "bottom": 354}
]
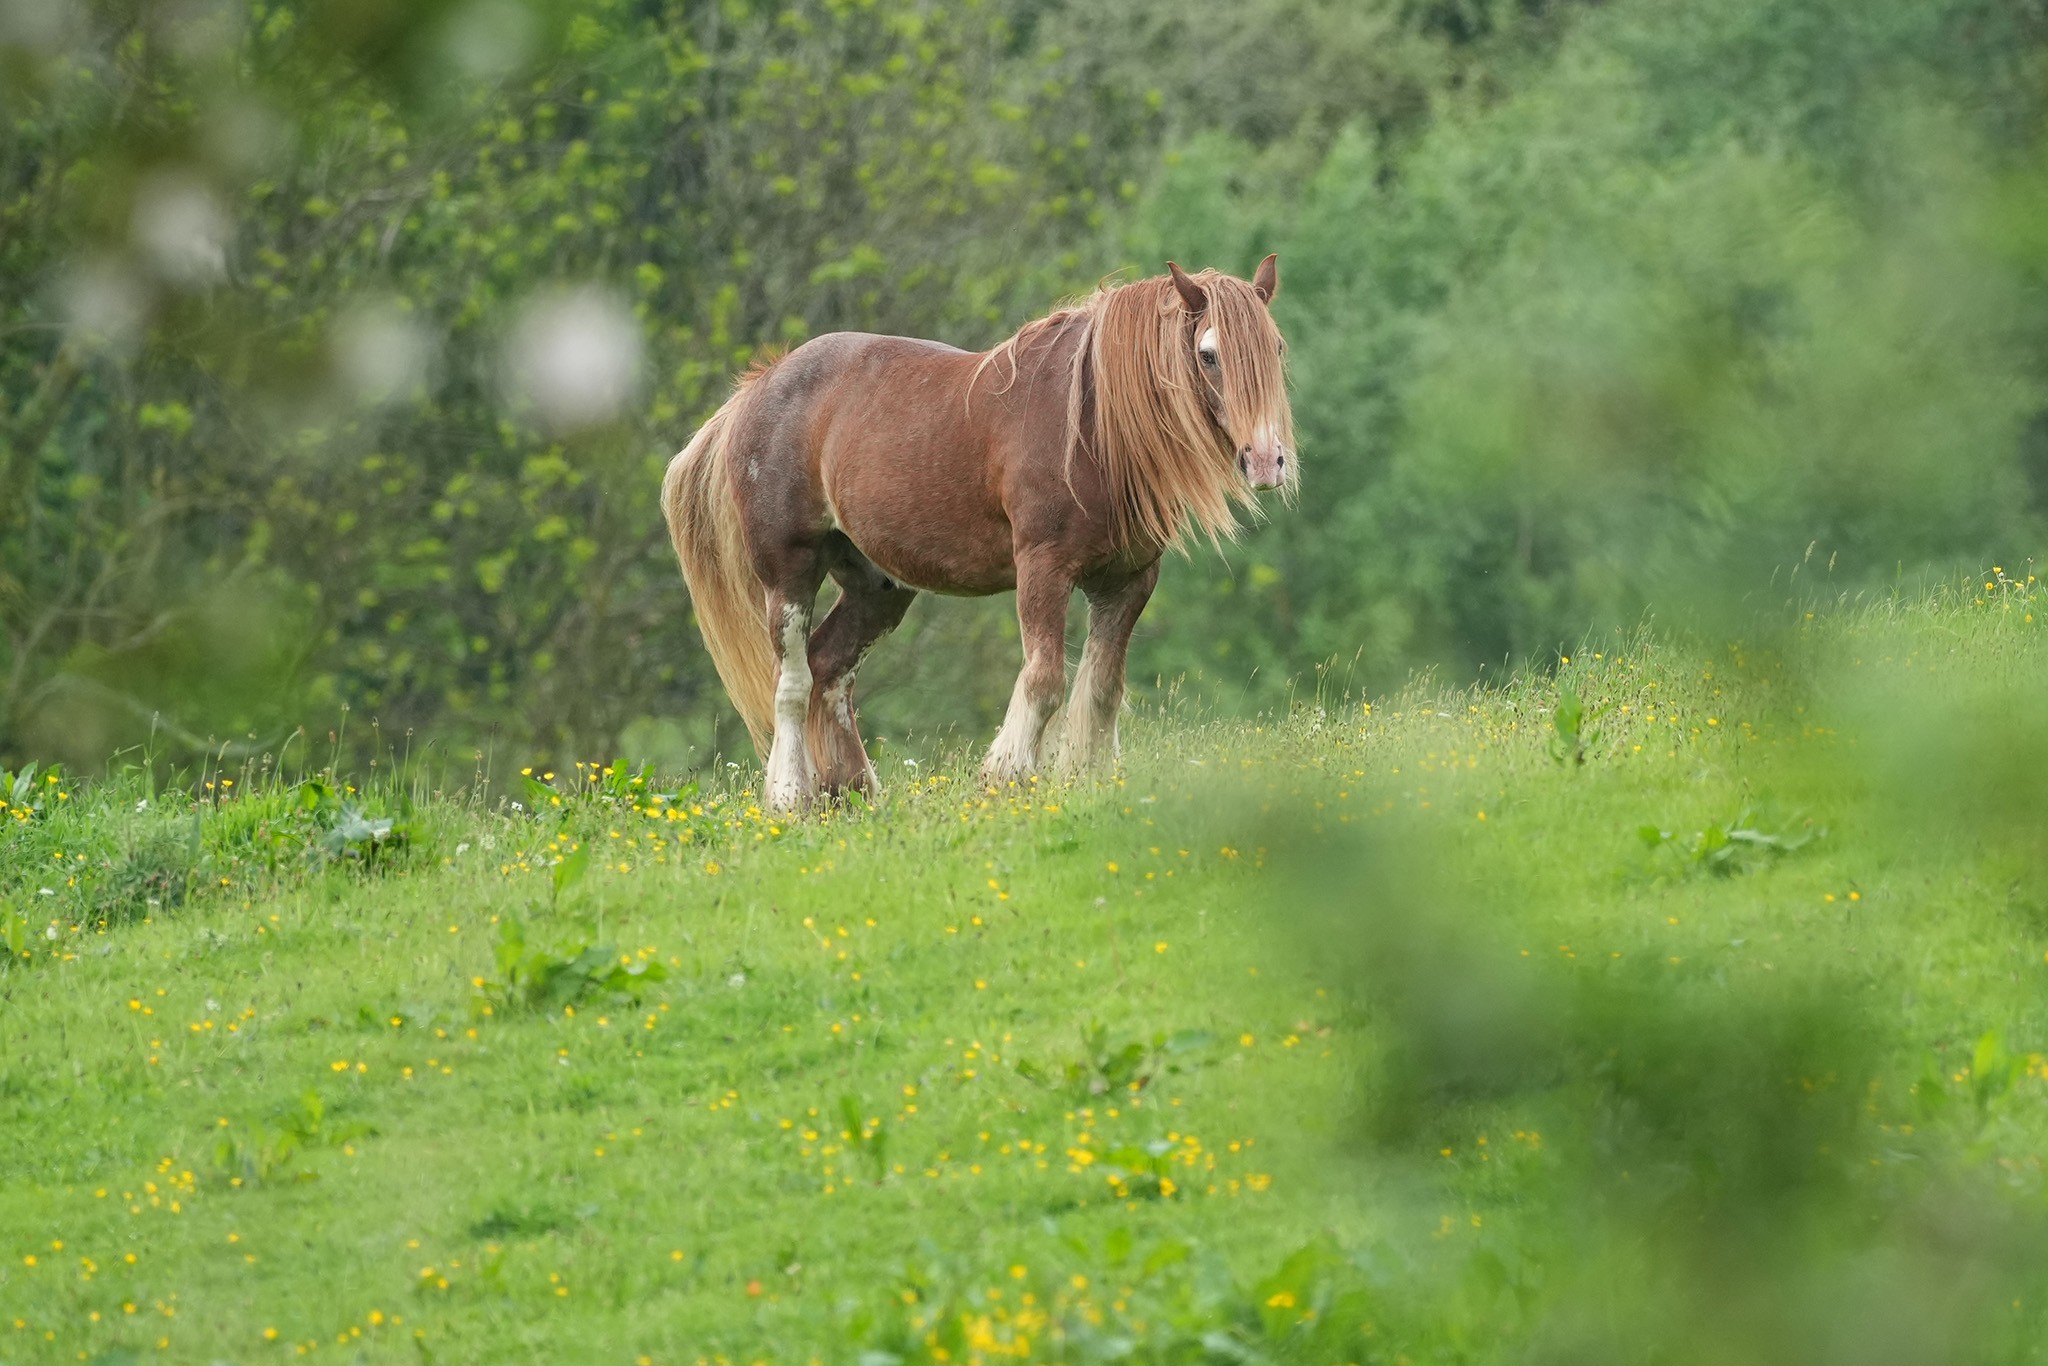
[{"left": 3, "top": 575, "right": 2047, "bottom": 1365}]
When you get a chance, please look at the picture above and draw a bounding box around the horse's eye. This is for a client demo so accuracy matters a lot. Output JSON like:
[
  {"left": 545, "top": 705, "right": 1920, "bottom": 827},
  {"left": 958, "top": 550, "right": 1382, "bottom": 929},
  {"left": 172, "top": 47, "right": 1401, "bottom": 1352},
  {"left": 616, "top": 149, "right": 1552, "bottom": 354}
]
[{"left": 1199, "top": 350, "right": 1220, "bottom": 370}]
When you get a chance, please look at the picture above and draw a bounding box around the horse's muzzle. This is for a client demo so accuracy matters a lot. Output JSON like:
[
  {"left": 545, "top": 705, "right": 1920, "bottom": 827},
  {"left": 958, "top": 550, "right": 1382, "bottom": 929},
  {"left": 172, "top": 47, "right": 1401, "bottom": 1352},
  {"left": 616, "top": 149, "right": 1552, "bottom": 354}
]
[{"left": 1238, "top": 444, "right": 1290, "bottom": 490}]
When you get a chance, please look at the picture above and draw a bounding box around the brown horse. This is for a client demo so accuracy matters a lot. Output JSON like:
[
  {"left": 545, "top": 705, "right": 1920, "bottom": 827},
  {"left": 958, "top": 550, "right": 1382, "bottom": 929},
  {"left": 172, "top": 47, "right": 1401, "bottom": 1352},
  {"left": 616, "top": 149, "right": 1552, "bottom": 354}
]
[{"left": 661, "top": 256, "right": 1295, "bottom": 811}]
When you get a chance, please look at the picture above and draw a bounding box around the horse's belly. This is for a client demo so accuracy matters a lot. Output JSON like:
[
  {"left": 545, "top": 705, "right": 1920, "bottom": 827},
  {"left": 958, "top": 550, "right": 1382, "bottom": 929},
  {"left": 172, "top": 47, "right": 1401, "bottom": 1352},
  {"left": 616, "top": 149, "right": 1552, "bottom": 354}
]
[
  {"left": 831, "top": 497, "right": 1015, "bottom": 596},
  {"left": 823, "top": 463, "right": 1014, "bottom": 596},
  {"left": 806, "top": 335, "right": 1022, "bottom": 596}
]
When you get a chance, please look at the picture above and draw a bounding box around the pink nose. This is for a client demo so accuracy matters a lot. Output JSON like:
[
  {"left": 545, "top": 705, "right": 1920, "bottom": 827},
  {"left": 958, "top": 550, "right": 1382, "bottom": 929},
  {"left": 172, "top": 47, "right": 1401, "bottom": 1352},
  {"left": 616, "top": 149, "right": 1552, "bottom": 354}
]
[{"left": 1238, "top": 444, "right": 1289, "bottom": 490}]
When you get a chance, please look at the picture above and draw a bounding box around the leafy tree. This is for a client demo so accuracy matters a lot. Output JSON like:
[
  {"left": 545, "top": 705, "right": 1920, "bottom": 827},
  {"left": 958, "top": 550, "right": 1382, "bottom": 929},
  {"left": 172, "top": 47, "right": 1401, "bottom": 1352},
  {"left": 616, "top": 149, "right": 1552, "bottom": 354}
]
[
  {"left": 1119, "top": 0, "right": 2048, "bottom": 698},
  {"left": 1, "top": 0, "right": 1158, "bottom": 768}
]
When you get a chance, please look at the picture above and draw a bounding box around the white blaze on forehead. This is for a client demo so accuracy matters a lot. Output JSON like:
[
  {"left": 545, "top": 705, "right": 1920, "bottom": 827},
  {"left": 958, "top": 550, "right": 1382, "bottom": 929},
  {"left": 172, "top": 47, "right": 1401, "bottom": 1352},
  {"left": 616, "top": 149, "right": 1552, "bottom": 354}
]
[
  {"left": 1250, "top": 419, "right": 1294, "bottom": 464},
  {"left": 1198, "top": 326, "right": 1218, "bottom": 355}
]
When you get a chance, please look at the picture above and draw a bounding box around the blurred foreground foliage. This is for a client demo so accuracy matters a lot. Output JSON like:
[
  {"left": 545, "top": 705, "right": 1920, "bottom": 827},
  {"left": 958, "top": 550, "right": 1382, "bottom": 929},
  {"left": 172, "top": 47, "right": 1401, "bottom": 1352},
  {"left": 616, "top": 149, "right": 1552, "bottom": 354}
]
[
  {"left": 2, "top": 0, "right": 2047, "bottom": 773},
  {"left": 1219, "top": 576, "right": 2048, "bottom": 1365}
]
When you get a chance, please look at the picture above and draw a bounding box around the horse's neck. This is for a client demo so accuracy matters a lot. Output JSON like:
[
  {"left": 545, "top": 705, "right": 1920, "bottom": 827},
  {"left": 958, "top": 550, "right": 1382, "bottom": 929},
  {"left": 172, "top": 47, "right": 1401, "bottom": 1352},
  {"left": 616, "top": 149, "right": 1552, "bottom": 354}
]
[{"left": 971, "top": 310, "right": 1090, "bottom": 412}]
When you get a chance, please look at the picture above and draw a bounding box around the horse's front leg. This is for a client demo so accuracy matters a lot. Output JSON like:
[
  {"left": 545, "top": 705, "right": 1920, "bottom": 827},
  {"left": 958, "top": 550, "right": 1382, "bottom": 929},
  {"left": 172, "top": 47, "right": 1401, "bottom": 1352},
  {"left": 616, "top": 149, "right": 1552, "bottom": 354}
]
[
  {"left": 982, "top": 551, "right": 1072, "bottom": 787},
  {"left": 1060, "top": 562, "right": 1158, "bottom": 773}
]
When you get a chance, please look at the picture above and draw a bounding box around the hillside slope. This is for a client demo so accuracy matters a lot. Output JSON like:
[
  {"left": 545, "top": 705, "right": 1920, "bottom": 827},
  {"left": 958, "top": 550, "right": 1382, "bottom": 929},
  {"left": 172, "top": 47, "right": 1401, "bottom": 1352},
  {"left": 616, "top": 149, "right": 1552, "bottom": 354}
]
[{"left": 2, "top": 579, "right": 2046, "bottom": 1363}]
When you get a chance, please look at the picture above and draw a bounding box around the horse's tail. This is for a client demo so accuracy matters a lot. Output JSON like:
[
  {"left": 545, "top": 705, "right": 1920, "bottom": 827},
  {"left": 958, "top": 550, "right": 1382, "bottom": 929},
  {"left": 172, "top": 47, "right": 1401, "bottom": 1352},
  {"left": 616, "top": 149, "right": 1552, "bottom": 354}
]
[{"left": 663, "top": 385, "right": 774, "bottom": 756}]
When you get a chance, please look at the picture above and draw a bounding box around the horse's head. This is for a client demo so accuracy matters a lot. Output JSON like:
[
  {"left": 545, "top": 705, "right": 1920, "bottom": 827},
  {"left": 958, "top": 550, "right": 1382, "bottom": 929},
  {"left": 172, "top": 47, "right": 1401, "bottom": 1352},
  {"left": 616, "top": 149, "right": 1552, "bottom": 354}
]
[{"left": 1168, "top": 255, "right": 1294, "bottom": 491}]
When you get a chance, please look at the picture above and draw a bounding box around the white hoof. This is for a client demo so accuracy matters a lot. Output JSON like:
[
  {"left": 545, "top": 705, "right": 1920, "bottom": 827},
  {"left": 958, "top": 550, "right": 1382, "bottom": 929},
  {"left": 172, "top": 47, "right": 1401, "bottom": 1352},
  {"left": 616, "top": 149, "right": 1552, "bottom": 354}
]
[
  {"left": 763, "top": 736, "right": 816, "bottom": 813},
  {"left": 979, "top": 747, "right": 1037, "bottom": 788},
  {"left": 763, "top": 777, "right": 810, "bottom": 813}
]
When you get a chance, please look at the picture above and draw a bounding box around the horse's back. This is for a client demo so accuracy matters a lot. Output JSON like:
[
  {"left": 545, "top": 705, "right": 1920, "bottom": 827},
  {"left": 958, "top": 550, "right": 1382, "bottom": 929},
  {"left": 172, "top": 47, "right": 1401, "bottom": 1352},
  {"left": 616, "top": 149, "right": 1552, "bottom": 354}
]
[
  {"left": 807, "top": 331, "right": 973, "bottom": 361},
  {"left": 767, "top": 331, "right": 971, "bottom": 390}
]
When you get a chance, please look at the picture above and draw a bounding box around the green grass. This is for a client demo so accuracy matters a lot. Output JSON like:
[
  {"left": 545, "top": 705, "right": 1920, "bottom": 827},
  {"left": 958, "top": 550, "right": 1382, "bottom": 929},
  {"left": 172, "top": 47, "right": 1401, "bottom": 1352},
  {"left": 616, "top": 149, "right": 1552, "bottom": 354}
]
[{"left": 3, "top": 576, "right": 2047, "bottom": 1364}]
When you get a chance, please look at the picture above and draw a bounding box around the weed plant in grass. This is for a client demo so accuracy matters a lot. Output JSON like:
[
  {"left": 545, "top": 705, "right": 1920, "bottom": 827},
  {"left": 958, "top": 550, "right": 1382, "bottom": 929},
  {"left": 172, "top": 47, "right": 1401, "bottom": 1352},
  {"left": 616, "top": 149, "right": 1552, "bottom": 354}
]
[{"left": 1, "top": 577, "right": 2046, "bottom": 1363}]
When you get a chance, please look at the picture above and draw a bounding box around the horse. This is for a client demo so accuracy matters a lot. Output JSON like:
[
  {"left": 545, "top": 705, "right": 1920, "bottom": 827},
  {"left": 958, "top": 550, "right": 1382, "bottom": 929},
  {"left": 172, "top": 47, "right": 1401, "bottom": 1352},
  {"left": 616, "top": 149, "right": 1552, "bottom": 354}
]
[{"left": 661, "top": 255, "right": 1296, "bottom": 812}]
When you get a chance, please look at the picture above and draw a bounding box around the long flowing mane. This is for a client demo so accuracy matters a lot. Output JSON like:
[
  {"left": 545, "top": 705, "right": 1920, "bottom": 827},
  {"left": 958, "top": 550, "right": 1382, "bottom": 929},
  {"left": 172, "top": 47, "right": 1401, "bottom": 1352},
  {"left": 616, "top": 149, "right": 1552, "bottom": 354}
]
[{"left": 978, "top": 270, "right": 1292, "bottom": 550}]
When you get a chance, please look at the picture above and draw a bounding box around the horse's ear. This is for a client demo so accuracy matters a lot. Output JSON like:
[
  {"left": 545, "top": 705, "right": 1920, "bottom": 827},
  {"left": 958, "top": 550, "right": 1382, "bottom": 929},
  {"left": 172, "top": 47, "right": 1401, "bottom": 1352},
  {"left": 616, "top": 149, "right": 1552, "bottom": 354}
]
[
  {"left": 1167, "top": 262, "right": 1208, "bottom": 313},
  {"left": 1252, "top": 253, "right": 1280, "bottom": 303}
]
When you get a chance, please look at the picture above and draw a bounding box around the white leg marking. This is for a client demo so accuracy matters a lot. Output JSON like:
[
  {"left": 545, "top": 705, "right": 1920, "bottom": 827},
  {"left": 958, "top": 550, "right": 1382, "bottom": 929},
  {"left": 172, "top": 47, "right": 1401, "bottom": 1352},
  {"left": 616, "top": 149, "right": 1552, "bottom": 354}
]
[
  {"left": 763, "top": 604, "right": 815, "bottom": 811},
  {"left": 1057, "top": 641, "right": 1097, "bottom": 771},
  {"left": 823, "top": 675, "right": 854, "bottom": 728},
  {"left": 983, "top": 666, "right": 1056, "bottom": 784},
  {"left": 1060, "top": 638, "right": 1121, "bottom": 773}
]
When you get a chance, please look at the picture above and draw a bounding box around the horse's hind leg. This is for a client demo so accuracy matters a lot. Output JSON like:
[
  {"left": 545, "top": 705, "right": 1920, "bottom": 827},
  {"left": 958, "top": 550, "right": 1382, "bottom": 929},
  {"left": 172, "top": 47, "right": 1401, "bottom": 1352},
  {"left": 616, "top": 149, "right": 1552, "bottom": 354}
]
[
  {"left": 1060, "top": 562, "right": 1159, "bottom": 773},
  {"left": 728, "top": 366, "right": 843, "bottom": 812},
  {"left": 760, "top": 577, "right": 823, "bottom": 812},
  {"left": 749, "top": 521, "right": 827, "bottom": 812},
  {"left": 807, "top": 558, "right": 915, "bottom": 798}
]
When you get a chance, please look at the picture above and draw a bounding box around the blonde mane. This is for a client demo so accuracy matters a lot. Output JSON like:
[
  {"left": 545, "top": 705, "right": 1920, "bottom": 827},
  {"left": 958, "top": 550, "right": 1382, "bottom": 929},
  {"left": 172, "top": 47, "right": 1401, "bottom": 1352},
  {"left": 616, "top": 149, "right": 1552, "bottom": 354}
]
[{"left": 976, "top": 270, "right": 1293, "bottom": 551}]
